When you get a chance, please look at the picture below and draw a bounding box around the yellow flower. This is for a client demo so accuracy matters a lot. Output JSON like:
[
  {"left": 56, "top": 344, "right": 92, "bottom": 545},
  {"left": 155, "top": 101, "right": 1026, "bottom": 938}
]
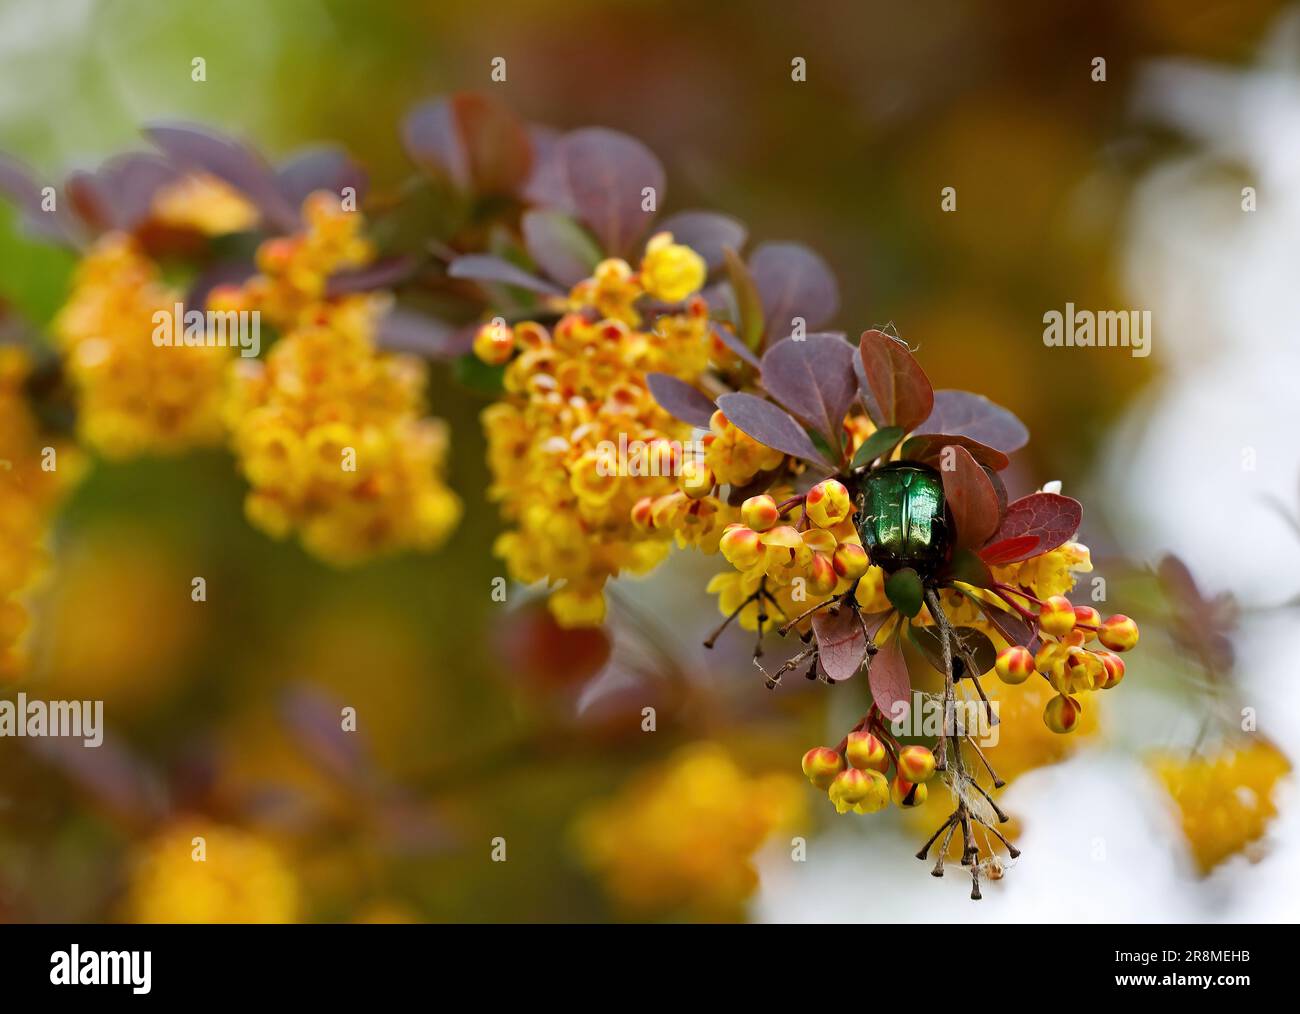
[
  {"left": 0, "top": 347, "right": 83, "bottom": 681},
  {"left": 226, "top": 297, "right": 461, "bottom": 566},
  {"left": 149, "top": 173, "right": 259, "bottom": 235},
  {"left": 573, "top": 743, "right": 803, "bottom": 918},
  {"left": 124, "top": 819, "right": 298, "bottom": 923},
  {"left": 1153, "top": 740, "right": 1291, "bottom": 875},
  {"left": 53, "top": 234, "right": 229, "bottom": 458},
  {"left": 640, "top": 231, "right": 707, "bottom": 303}
]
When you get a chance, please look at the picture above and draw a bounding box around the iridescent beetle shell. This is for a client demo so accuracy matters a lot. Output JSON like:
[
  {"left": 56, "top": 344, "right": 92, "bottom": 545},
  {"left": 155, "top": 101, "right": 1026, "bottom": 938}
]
[{"left": 857, "top": 462, "right": 951, "bottom": 575}]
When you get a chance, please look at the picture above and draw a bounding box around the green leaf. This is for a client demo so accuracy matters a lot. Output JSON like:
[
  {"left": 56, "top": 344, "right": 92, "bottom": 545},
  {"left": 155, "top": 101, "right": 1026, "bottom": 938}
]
[
  {"left": 944, "top": 547, "right": 995, "bottom": 588},
  {"left": 722, "top": 246, "right": 765, "bottom": 351},
  {"left": 452, "top": 352, "right": 506, "bottom": 395},
  {"left": 850, "top": 426, "right": 904, "bottom": 471},
  {"left": 885, "top": 567, "right": 924, "bottom": 618}
]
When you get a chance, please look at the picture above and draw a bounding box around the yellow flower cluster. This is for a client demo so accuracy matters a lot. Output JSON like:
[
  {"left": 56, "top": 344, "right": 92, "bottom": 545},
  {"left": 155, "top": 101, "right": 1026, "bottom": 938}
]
[
  {"left": 0, "top": 348, "right": 82, "bottom": 681},
  {"left": 225, "top": 296, "right": 461, "bottom": 566},
  {"left": 233, "top": 191, "right": 372, "bottom": 330},
  {"left": 149, "top": 173, "right": 259, "bottom": 236},
  {"left": 709, "top": 474, "right": 887, "bottom": 632},
  {"left": 53, "top": 235, "right": 229, "bottom": 458},
  {"left": 478, "top": 235, "right": 718, "bottom": 627},
  {"left": 1153, "top": 740, "right": 1291, "bottom": 875},
  {"left": 124, "top": 819, "right": 299, "bottom": 923},
  {"left": 573, "top": 743, "right": 803, "bottom": 918}
]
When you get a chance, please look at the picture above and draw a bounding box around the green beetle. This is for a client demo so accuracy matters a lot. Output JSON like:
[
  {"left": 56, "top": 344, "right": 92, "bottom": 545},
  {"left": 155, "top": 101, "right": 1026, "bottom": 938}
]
[{"left": 855, "top": 462, "right": 951, "bottom": 576}]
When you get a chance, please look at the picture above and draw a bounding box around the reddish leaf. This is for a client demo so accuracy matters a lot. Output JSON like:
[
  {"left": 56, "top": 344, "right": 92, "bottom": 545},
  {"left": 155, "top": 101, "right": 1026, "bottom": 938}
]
[
  {"left": 939, "top": 445, "right": 1002, "bottom": 550},
  {"left": 375, "top": 308, "right": 461, "bottom": 359},
  {"left": 327, "top": 256, "right": 417, "bottom": 296},
  {"left": 715, "top": 392, "right": 832, "bottom": 470},
  {"left": 277, "top": 145, "right": 369, "bottom": 208},
  {"left": 145, "top": 121, "right": 298, "bottom": 230},
  {"left": 522, "top": 209, "right": 601, "bottom": 287},
  {"left": 453, "top": 92, "right": 533, "bottom": 195},
  {"left": 914, "top": 390, "right": 1029, "bottom": 454},
  {"left": 858, "top": 330, "right": 934, "bottom": 433},
  {"left": 978, "top": 535, "right": 1040, "bottom": 566},
  {"left": 971, "top": 596, "right": 1039, "bottom": 652},
  {"left": 656, "top": 210, "right": 746, "bottom": 271},
  {"left": 868, "top": 636, "right": 912, "bottom": 723},
  {"left": 749, "top": 242, "right": 839, "bottom": 336},
  {"left": 760, "top": 334, "right": 857, "bottom": 449},
  {"left": 984, "top": 492, "right": 1082, "bottom": 561},
  {"left": 901, "top": 432, "right": 1009, "bottom": 472},
  {"left": 280, "top": 684, "right": 376, "bottom": 790},
  {"left": 646, "top": 372, "right": 717, "bottom": 429},
  {"left": 401, "top": 93, "right": 531, "bottom": 196},
  {"left": 447, "top": 254, "right": 563, "bottom": 295},
  {"left": 528, "top": 127, "right": 665, "bottom": 256},
  {"left": 812, "top": 607, "right": 866, "bottom": 682}
]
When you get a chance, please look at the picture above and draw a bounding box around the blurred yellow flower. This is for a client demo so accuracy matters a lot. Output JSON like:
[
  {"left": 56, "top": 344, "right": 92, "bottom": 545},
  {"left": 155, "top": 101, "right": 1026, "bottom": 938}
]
[
  {"left": 124, "top": 819, "right": 298, "bottom": 923},
  {"left": 226, "top": 296, "right": 461, "bottom": 566},
  {"left": 573, "top": 743, "right": 803, "bottom": 918},
  {"left": 0, "top": 346, "right": 82, "bottom": 681},
  {"left": 1153, "top": 739, "right": 1291, "bottom": 875},
  {"left": 149, "top": 173, "right": 259, "bottom": 236},
  {"left": 53, "top": 234, "right": 229, "bottom": 458}
]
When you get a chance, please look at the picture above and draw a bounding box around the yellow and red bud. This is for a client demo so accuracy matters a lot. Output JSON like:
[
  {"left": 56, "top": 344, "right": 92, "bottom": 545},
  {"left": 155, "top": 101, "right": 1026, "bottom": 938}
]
[
  {"left": 630, "top": 496, "right": 656, "bottom": 531},
  {"left": 1097, "top": 614, "right": 1139, "bottom": 652},
  {"left": 1043, "top": 693, "right": 1082, "bottom": 734},
  {"left": 845, "top": 731, "right": 888, "bottom": 772},
  {"left": 1097, "top": 651, "right": 1126, "bottom": 689},
  {"left": 678, "top": 457, "right": 714, "bottom": 499},
  {"left": 897, "top": 744, "right": 937, "bottom": 783},
  {"left": 1037, "top": 595, "right": 1076, "bottom": 638},
  {"left": 994, "top": 645, "right": 1034, "bottom": 685},
  {"left": 808, "top": 553, "right": 838, "bottom": 596},
  {"left": 472, "top": 321, "right": 515, "bottom": 366},
  {"left": 741, "top": 494, "right": 781, "bottom": 532},
  {"left": 890, "top": 775, "right": 927, "bottom": 808},
  {"left": 719, "top": 524, "right": 765, "bottom": 570},
  {"left": 829, "top": 767, "right": 889, "bottom": 814},
  {"left": 801, "top": 746, "right": 845, "bottom": 789},
  {"left": 1072, "top": 605, "right": 1101, "bottom": 637},
  {"left": 832, "top": 542, "right": 870, "bottom": 582},
  {"left": 806, "top": 478, "right": 852, "bottom": 528}
]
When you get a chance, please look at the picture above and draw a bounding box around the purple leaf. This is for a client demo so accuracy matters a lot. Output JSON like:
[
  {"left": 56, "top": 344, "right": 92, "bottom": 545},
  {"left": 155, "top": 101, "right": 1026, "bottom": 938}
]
[
  {"left": 709, "top": 321, "right": 761, "bottom": 370},
  {"left": 760, "top": 334, "right": 857, "bottom": 449},
  {"left": 812, "top": 607, "right": 867, "bottom": 682},
  {"left": 868, "top": 636, "right": 912, "bottom": 723},
  {"left": 972, "top": 597, "right": 1039, "bottom": 652},
  {"left": 401, "top": 98, "right": 470, "bottom": 188},
  {"left": 528, "top": 127, "right": 665, "bottom": 256},
  {"left": 646, "top": 372, "right": 717, "bottom": 428},
  {"left": 90, "top": 151, "right": 182, "bottom": 232},
  {"left": 749, "top": 242, "right": 840, "bottom": 336},
  {"left": 715, "top": 392, "right": 832, "bottom": 470},
  {"left": 28, "top": 732, "right": 168, "bottom": 824},
  {"left": 326, "top": 255, "right": 417, "bottom": 296},
  {"left": 0, "top": 153, "right": 76, "bottom": 242},
  {"left": 279, "top": 684, "right": 375, "bottom": 790},
  {"left": 277, "top": 145, "right": 369, "bottom": 208},
  {"left": 375, "top": 307, "right": 463, "bottom": 359},
  {"left": 448, "top": 254, "right": 563, "bottom": 296},
  {"left": 656, "top": 210, "right": 747, "bottom": 271},
  {"left": 145, "top": 121, "right": 298, "bottom": 231},
  {"left": 914, "top": 390, "right": 1028, "bottom": 454},
  {"left": 522, "top": 209, "right": 601, "bottom": 287}
]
